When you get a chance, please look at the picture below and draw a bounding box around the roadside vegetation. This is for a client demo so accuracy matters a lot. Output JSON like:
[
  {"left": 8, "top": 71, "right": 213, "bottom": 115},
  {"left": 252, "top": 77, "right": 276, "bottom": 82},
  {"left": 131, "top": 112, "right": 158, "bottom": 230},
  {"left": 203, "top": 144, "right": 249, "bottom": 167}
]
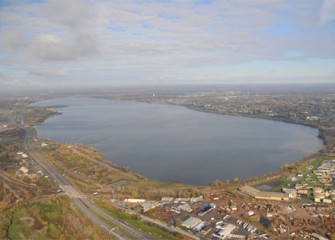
[
  {"left": 0, "top": 195, "right": 110, "bottom": 240},
  {"left": 96, "top": 201, "right": 184, "bottom": 240},
  {"left": 39, "top": 142, "right": 209, "bottom": 200}
]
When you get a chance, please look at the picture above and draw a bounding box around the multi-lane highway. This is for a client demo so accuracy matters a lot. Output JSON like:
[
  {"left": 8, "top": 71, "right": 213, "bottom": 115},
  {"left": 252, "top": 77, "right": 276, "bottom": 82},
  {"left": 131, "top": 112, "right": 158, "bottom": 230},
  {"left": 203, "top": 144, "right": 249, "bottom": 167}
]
[
  {"left": 72, "top": 147, "right": 200, "bottom": 240},
  {"left": 23, "top": 127, "right": 155, "bottom": 240}
]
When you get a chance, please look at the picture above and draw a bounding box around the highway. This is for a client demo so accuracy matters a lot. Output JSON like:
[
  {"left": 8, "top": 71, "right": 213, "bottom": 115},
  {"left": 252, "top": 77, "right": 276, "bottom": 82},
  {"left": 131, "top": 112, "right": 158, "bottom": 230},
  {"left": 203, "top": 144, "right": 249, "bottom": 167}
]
[
  {"left": 72, "top": 147, "right": 200, "bottom": 240},
  {"left": 120, "top": 206, "right": 200, "bottom": 240},
  {"left": 23, "top": 127, "right": 155, "bottom": 240}
]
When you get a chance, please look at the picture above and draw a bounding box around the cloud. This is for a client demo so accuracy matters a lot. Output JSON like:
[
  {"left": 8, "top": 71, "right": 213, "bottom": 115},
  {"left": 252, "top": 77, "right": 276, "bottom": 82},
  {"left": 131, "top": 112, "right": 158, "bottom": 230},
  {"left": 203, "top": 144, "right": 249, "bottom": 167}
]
[
  {"left": 320, "top": 0, "right": 335, "bottom": 24},
  {"left": 30, "top": 33, "right": 98, "bottom": 61},
  {"left": 29, "top": 70, "right": 68, "bottom": 78},
  {"left": 0, "top": 0, "right": 100, "bottom": 61},
  {"left": 41, "top": 0, "right": 92, "bottom": 29},
  {"left": 31, "top": 34, "right": 74, "bottom": 61},
  {"left": 0, "top": 30, "right": 27, "bottom": 53},
  {"left": 0, "top": 72, "right": 6, "bottom": 79},
  {"left": 0, "top": 0, "right": 334, "bottom": 88},
  {"left": 30, "top": 0, "right": 100, "bottom": 61}
]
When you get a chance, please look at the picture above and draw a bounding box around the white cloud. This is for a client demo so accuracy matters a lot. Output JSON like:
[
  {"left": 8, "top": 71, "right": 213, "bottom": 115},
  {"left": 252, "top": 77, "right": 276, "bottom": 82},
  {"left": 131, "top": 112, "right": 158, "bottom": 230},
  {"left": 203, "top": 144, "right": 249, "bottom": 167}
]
[
  {"left": 320, "top": 0, "right": 335, "bottom": 24},
  {"left": 0, "top": 0, "right": 334, "bottom": 88},
  {"left": 30, "top": 32, "right": 98, "bottom": 61},
  {"left": 29, "top": 70, "right": 68, "bottom": 78},
  {"left": 0, "top": 30, "right": 27, "bottom": 53},
  {"left": 41, "top": 0, "right": 94, "bottom": 28},
  {"left": 31, "top": 34, "right": 73, "bottom": 61}
]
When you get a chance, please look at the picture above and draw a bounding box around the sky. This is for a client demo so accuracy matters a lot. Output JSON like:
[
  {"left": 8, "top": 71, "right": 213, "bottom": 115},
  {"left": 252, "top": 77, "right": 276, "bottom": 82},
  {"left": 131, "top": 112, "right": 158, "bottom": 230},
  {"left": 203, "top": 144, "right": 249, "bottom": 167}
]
[{"left": 0, "top": 0, "right": 335, "bottom": 90}]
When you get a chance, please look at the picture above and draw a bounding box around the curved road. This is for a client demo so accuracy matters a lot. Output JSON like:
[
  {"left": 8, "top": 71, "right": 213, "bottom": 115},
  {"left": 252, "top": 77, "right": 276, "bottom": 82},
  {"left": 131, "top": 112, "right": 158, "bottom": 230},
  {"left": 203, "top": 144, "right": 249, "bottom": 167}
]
[{"left": 23, "top": 127, "right": 155, "bottom": 240}]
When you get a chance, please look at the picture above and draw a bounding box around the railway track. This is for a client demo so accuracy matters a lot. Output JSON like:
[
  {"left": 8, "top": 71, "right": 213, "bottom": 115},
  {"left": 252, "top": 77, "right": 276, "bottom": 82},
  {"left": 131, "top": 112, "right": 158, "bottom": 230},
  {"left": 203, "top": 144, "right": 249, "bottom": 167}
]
[
  {"left": 23, "top": 127, "right": 155, "bottom": 240},
  {"left": 0, "top": 169, "right": 36, "bottom": 189}
]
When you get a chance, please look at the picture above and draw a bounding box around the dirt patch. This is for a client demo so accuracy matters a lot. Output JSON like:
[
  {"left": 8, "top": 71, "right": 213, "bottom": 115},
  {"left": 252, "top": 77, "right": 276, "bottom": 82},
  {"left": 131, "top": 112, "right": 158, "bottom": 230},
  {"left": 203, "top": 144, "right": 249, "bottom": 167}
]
[
  {"left": 292, "top": 208, "right": 312, "bottom": 220},
  {"left": 0, "top": 201, "right": 9, "bottom": 209},
  {"left": 19, "top": 217, "right": 34, "bottom": 227},
  {"left": 36, "top": 225, "right": 48, "bottom": 235}
]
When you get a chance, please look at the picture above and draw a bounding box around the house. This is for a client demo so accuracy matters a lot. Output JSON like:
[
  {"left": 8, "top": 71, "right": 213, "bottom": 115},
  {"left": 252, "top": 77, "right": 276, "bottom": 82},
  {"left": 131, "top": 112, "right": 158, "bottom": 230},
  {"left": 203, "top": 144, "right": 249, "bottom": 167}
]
[
  {"left": 297, "top": 189, "right": 308, "bottom": 195},
  {"left": 20, "top": 166, "right": 28, "bottom": 174},
  {"left": 230, "top": 204, "right": 237, "bottom": 211},
  {"left": 282, "top": 188, "right": 297, "bottom": 198}
]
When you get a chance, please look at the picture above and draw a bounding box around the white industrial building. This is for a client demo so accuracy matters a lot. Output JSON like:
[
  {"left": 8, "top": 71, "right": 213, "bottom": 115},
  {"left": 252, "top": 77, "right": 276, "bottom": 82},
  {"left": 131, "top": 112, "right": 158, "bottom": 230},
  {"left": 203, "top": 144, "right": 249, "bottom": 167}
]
[{"left": 182, "top": 217, "right": 205, "bottom": 231}]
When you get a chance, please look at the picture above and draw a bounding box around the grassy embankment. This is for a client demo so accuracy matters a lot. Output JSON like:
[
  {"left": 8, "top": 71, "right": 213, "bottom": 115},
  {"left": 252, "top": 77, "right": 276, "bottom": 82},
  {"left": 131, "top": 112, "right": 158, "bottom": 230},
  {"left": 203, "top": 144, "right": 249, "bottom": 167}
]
[
  {"left": 0, "top": 195, "right": 110, "bottom": 240},
  {"left": 27, "top": 139, "right": 205, "bottom": 239},
  {"left": 37, "top": 141, "right": 209, "bottom": 199}
]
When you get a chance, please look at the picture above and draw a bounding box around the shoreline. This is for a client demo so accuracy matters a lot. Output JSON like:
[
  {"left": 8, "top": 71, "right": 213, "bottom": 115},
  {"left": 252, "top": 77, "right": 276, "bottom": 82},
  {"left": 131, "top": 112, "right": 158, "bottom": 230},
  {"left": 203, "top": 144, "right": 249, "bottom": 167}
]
[
  {"left": 184, "top": 104, "right": 325, "bottom": 142},
  {"left": 28, "top": 97, "right": 326, "bottom": 187}
]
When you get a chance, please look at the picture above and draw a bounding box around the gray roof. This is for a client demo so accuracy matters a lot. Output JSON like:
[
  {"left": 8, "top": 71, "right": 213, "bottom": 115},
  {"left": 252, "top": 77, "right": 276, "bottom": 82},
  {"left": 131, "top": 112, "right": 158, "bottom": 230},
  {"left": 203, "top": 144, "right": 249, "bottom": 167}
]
[{"left": 182, "top": 217, "right": 203, "bottom": 229}]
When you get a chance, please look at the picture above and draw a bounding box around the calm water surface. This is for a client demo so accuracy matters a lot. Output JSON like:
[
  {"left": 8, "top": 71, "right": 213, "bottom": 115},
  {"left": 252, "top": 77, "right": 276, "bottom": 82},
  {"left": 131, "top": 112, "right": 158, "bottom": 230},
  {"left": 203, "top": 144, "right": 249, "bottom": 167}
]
[{"left": 32, "top": 98, "right": 323, "bottom": 185}]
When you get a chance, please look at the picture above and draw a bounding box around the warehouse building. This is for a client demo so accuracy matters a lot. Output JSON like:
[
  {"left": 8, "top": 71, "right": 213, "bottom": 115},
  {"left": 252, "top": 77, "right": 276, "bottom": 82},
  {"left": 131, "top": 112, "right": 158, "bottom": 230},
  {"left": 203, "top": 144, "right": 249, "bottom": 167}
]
[
  {"left": 240, "top": 186, "right": 290, "bottom": 201},
  {"left": 181, "top": 217, "right": 205, "bottom": 231}
]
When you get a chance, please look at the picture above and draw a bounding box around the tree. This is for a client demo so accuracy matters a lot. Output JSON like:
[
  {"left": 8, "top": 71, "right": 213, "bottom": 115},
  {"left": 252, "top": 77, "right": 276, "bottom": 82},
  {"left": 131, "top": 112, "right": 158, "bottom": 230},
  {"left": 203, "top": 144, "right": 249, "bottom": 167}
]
[{"left": 211, "top": 179, "right": 223, "bottom": 187}]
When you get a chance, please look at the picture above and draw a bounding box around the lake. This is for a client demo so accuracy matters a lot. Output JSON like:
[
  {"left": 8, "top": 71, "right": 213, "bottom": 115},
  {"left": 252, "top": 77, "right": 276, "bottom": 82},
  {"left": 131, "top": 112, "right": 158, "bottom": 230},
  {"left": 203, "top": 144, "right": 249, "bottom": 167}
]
[{"left": 31, "top": 98, "right": 323, "bottom": 185}]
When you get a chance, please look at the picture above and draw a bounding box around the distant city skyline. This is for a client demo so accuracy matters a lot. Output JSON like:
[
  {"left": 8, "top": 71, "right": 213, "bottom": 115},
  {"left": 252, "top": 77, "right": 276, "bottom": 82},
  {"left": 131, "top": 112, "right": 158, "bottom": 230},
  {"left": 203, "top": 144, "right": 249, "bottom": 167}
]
[{"left": 0, "top": 0, "right": 335, "bottom": 90}]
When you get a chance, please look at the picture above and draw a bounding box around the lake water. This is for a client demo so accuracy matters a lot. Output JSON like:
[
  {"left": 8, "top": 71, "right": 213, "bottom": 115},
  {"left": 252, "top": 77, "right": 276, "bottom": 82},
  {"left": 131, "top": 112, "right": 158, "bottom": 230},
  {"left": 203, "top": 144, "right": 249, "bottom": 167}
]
[{"left": 31, "top": 98, "right": 323, "bottom": 185}]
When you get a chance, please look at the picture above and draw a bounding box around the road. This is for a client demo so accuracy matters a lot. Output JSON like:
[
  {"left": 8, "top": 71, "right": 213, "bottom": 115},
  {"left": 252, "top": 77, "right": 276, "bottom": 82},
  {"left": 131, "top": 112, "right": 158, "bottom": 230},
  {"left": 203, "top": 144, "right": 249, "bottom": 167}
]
[
  {"left": 119, "top": 206, "right": 200, "bottom": 240},
  {"left": 23, "top": 127, "right": 155, "bottom": 240},
  {"left": 72, "top": 146, "right": 200, "bottom": 240}
]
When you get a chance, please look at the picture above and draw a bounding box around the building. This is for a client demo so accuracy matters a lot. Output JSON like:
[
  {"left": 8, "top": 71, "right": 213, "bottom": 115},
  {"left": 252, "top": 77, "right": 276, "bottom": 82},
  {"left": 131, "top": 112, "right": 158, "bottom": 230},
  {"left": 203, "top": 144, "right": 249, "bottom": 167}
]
[
  {"left": 247, "top": 211, "right": 254, "bottom": 216},
  {"left": 161, "top": 197, "right": 174, "bottom": 202},
  {"left": 240, "top": 186, "right": 290, "bottom": 201},
  {"left": 297, "top": 189, "right": 308, "bottom": 195},
  {"left": 193, "top": 221, "right": 205, "bottom": 232},
  {"left": 182, "top": 217, "right": 204, "bottom": 230},
  {"left": 230, "top": 204, "right": 237, "bottom": 211},
  {"left": 282, "top": 188, "right": 297, "bottom": 198},
  {"left": 20, "top": 166, "right": 28, "bottom": 174},
  {"left": 190, "top": 195, "right": 203, "bottom": 203},
  {"left": 177, "top": 203, "right": 192, "bottom": 212},
  {"left": 213, "top": 223, "right": 245, "bottom": 239},
  {"left": 314, "top": 160, "right": 335, "bottom": 183},
  {"left": 124, "top": 198, "right": 146, "bottom": 203},
  {"left": 141, "top": 202, "right": 160, "bottom": 212},
  {"left": 311, "top": 233, "right": 329, "bottom": 240},
  {"left": 313, "top": 187, "right": 326, "bottom": 202}
]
